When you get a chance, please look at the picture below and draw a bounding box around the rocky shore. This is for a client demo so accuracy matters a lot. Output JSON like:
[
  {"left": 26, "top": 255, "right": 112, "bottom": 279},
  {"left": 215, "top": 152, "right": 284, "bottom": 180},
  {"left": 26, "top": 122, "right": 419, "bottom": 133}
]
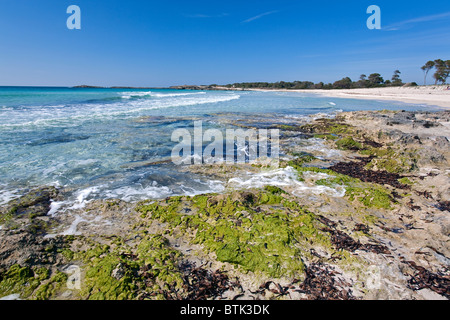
[{"left": 0, "top": 110, "right": 449, "bottom": 300}]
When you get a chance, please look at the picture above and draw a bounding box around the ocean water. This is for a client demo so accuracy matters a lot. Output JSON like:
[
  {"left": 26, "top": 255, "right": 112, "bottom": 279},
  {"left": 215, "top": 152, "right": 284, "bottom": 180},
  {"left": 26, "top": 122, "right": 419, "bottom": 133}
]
[{"left": 0, "top": 86, "right": 442, "bottom": 208}]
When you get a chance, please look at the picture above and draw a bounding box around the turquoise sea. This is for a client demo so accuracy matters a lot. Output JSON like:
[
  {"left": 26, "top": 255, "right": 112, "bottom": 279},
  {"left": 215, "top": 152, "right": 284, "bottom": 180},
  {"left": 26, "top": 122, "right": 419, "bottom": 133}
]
[{"left": 0, "top": 86, "right": 443, "bottom": 208}]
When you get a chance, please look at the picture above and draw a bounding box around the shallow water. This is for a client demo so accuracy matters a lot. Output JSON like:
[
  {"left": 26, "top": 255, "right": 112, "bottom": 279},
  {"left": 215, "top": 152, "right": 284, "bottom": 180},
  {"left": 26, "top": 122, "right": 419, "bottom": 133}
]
[{"left": 0, "top": 87, "right": 443, "bottom": 207}]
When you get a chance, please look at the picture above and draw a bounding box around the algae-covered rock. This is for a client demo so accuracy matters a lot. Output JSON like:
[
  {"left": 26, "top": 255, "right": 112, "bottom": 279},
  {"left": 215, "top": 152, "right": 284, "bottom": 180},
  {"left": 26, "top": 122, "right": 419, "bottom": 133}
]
[
  {"left": 137, "top": 191, "right": 334, "bottom": 279},
  {"left": 1, "top": 110, "right": 449, "bottom": 300},
  {"left": 2, "top": 186, "right": 59, "bottom": 219}
]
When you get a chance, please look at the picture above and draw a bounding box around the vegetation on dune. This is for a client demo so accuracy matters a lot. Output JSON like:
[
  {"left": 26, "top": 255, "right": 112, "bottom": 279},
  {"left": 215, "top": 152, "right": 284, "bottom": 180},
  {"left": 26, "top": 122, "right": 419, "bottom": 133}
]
[
  {"left": 216, "top": 70, "right": 409, "bottom": 90},
  {"left": 421, "top": 59, "right": 450, "bottom": 85},
  {"left": 210, "top": 59, "right": 449, "bottom": 89}
]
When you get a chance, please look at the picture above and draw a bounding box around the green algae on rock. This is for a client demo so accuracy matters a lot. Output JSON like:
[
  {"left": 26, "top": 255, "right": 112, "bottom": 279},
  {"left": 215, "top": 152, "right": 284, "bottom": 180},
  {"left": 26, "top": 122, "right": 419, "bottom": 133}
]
[
  {"left": 287, "top": 157, "right": 396, "bottom": 210},
  {"left": 136, "top": 191, "right": 335, "bottom": 278},
  {"left": 300, "top": 118, "right": 355, "bottom": 136},
  {"left": 336, "top": 137, "right": 364, "bottom": 151},
  {"left": 0, "top": 264, "right": 64, "bottom": 300},
  {"left": 1, "top": 110, "right": 449, "bottom": 301}
]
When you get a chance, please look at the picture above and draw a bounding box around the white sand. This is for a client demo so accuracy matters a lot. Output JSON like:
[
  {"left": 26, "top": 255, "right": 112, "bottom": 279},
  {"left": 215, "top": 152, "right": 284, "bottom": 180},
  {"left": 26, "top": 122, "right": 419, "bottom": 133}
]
[{"left": 251, "top": 86, "right": 450, "bottom": 109}]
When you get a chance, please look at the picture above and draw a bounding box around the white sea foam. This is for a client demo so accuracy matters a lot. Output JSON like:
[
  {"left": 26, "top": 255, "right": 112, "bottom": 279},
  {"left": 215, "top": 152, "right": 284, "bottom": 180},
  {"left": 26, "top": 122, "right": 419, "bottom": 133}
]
[
  {"left": 0, "top": 94, "right": 241, "bottom": 129},
  {"left": 178, "top": 179, "right": 225, "bottom": 197},
  {"left": 150, "top": 92, "right": 207, "bottom": 98},
  {"left": 310, "top": 110, "right": 343, "bottom": 120},
  {"left": 44, "top": 214, "right": 88, "bottom": 239},
  {"left": 120, "top": 91, "right": 153, "bottom": 99},
  {"left": 228, "top": 167, "right": 301, "bottom": 189},
  {"left": 121, "top": 94, "right": 241, "bottom": 113},
  {"left": 103, "top": 178, "right": 225, "bottom": 202},
  {"left": 302, "top": 138, "right": 343, "bottom": 158},
  {"left": 68, "top": 186, "right": 100, "bottom": 210},
  {"left": 228, "top": 166, "right": 346, "bottom": 198},
  {"left": 48, "top": 200, "right": 64, "bottom": 217},
  {"left": 61, "top": 215, "right": 86, "bottom": 236},
  {"left": 0, "top": 188, "right": 20, "bottom": 206},
  {"left": 285, "top": 109, "right": 343, "bottom": 122},
  {"left": 104, "top": 183, "right": 173, "bottom": 202},
  {"left": 120, "top": 91, "right": 207, "bottom": 99}
]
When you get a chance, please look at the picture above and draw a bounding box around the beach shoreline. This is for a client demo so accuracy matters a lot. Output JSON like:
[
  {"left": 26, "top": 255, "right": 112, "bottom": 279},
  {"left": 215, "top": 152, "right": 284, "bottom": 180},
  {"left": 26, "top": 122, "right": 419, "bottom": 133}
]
[{"left": 249, "top": 86, "right": 450, "bottom": 109}]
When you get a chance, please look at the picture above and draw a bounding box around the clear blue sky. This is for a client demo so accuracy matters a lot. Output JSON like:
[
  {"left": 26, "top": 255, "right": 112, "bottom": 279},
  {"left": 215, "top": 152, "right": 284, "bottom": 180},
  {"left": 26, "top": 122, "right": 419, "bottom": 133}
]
[{"left": 1, "top": 0, "right": 449, "bottom": 87}]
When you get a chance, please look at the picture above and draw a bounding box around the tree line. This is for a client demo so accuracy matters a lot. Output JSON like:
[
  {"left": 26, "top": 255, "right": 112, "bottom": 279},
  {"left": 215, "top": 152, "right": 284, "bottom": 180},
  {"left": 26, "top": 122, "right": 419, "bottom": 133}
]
[
  {"left": 216, "top": 59, "right": 449, "bottom": 90},
  {"left": 421, "top": 59, "right": 450, "bottom": 85},
  {"left": 221, "top": 70, "right": 406, "bottom": 90}
]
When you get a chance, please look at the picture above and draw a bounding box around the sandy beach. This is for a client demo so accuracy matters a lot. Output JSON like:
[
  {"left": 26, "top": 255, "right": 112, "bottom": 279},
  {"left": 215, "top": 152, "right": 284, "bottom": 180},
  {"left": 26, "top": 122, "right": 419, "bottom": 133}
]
[{"left": 251, "top": 86, "right": 450, "bottom": 109}]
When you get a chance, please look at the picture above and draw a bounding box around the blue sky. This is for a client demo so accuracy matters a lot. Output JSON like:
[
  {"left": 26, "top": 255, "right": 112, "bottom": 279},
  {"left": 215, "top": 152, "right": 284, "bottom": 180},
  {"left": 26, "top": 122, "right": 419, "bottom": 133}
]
[{"left": 0, "top": 0, "right": 449, "bottom": 86}]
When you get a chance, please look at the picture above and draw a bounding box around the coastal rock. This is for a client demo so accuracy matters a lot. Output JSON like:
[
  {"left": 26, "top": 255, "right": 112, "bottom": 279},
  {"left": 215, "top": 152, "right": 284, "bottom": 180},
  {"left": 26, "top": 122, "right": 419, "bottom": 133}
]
[
  {"left": 1, "top": 186, "right": 60, "bottom": 218},
  {"left": 0, "top": 229, "right": 67, "bottom": 269},
  {"left": 1, "top": 110, "right": 449, "bottom": 300}
]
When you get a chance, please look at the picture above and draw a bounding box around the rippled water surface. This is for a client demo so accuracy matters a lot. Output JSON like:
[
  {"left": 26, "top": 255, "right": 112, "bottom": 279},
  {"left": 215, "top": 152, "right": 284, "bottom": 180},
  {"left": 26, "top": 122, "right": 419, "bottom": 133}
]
[{"left": 0, "top": 86, "right": 442, "bottom": 205}]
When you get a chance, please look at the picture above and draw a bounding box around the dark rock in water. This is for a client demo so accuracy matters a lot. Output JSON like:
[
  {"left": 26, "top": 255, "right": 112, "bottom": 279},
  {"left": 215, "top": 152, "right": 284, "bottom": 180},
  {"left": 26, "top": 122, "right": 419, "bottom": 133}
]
[{"left": 2, "top": 186, "right": 59, "bottom": 218}]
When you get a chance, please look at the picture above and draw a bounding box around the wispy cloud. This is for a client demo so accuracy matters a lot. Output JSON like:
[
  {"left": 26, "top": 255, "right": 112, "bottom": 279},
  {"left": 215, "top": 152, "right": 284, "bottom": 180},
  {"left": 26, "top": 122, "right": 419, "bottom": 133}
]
[
  {"left": 383, "top": 11, "right": 450, "bottom": 31},
  {"left": 242, "top": 10, "right": 278, "bottom": 23}
]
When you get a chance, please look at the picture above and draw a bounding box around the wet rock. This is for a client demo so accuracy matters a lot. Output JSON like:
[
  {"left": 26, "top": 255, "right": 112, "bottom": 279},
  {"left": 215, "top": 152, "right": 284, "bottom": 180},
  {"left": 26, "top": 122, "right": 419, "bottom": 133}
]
[{"left": 2, "top": 186, "right": 59, "bottom": 218}]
